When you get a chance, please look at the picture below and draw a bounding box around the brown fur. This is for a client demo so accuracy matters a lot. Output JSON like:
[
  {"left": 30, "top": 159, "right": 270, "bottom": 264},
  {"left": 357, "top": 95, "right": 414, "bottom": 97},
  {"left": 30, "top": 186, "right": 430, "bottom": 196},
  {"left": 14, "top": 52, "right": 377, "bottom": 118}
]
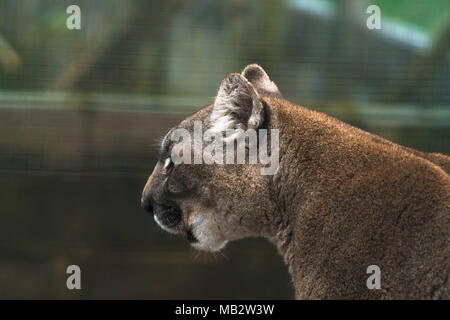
[{"left": 142, "top": 64, "right": 449, "bottom": 299}]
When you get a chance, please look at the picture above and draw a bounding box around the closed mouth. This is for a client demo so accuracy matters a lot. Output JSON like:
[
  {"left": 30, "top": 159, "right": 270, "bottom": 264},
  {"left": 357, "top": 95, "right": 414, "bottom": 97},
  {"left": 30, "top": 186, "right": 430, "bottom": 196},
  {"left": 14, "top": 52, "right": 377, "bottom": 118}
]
[{"left": 186, "top": 228, "right": 198, "bottom": 243}]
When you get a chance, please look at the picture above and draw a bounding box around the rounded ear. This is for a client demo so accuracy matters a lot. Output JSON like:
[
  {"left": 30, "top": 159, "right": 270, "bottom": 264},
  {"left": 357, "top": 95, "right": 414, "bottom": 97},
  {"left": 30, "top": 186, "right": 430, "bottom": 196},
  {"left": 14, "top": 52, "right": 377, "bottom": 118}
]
[
  {"left": 241, "top": 64, "right": 282, "bottom": 98},
  {"left": 210, "top": 73, "right": 264, "bottom": 133}
]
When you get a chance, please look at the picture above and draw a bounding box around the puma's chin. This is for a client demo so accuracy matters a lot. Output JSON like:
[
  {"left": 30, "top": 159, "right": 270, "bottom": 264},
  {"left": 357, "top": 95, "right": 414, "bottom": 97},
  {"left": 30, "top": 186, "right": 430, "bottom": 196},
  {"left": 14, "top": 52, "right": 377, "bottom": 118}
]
[
  {"left": 188, "top": 214, "right": 228, "bottom": 252},
  {"left": 191, "top": 238, "right": 228, "bottom": 252}
]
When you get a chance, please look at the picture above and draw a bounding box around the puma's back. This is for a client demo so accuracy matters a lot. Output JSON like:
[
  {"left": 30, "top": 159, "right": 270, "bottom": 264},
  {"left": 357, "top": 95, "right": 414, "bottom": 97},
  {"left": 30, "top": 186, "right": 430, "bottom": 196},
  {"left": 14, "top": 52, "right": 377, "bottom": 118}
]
[{"left": 266, "top": 96, "right": 449, "bottom": 299}]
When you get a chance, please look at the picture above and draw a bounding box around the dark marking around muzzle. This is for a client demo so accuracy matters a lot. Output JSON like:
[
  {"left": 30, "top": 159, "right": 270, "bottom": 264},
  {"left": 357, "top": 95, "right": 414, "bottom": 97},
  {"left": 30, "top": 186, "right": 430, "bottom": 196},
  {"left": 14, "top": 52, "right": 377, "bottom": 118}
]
[{"left": 156, "top": 200, "right": 182, "bottom": 228}]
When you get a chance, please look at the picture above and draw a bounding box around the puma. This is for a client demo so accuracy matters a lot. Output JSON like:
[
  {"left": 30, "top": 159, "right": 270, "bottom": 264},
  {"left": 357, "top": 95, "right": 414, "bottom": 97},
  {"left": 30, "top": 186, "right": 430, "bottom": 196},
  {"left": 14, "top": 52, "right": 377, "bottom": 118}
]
[{"left": 141, "top": 64, "right": 449, "bottom": 299}]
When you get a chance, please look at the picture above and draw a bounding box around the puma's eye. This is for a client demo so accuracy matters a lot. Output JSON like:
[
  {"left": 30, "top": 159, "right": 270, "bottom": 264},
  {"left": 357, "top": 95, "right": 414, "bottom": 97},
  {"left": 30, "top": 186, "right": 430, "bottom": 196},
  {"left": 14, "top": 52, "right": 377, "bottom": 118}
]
[{"left": 163, "top": 158, "right": 174, "bottom": 173}]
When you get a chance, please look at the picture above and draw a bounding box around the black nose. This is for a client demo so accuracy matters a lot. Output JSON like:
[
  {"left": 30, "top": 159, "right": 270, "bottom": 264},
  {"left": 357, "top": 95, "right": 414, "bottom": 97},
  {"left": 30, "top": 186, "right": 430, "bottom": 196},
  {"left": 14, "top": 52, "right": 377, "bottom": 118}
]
[{"left": 141, "top": 197, "right": 154, "bottom": 215}]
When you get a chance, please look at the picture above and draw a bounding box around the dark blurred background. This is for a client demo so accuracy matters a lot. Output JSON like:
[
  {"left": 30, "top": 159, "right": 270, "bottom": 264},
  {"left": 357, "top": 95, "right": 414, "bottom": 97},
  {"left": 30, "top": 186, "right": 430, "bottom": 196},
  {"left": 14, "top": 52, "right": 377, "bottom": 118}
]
[{"left": 0, "top": 0, "right": 449, "bottom": 299}]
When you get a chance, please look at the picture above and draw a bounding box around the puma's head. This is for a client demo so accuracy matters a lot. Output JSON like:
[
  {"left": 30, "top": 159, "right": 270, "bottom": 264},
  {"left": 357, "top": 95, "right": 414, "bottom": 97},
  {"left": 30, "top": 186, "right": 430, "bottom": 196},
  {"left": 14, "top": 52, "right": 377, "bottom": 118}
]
[{"left": 141, "top": 64, "right": 282, "bottom": 252}]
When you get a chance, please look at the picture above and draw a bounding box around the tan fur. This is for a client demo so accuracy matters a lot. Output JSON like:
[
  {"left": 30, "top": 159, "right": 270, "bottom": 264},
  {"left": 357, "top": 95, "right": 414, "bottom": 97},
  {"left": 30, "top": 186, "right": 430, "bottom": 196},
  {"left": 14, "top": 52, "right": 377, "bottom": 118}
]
[{"left": 142, "top": 64, "right": 449, "bottom": 299}]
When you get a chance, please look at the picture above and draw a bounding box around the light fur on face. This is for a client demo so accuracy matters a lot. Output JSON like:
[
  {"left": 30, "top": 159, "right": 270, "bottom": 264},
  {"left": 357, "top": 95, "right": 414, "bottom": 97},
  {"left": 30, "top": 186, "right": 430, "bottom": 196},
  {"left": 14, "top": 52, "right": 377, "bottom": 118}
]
[{"left": 189, "top": 213, "right": 228, "bottom": 252}]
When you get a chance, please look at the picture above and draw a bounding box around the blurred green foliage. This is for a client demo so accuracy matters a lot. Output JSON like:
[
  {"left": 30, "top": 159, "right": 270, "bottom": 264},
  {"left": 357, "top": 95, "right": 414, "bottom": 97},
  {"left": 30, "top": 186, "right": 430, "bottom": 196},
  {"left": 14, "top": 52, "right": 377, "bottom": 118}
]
[{"left": 374, "top": 0, "right": 450, "bottom": 34}]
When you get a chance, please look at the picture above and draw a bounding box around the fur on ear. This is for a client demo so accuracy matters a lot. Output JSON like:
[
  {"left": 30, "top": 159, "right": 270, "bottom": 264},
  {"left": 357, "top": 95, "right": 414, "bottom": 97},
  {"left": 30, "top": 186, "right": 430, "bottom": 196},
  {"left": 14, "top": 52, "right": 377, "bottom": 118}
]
[
  {"left": 241, "top": 64, "right": 282, "bottom": 98},
  {"left": 210, "top": 73, "right": 264, "bottom": 133}
]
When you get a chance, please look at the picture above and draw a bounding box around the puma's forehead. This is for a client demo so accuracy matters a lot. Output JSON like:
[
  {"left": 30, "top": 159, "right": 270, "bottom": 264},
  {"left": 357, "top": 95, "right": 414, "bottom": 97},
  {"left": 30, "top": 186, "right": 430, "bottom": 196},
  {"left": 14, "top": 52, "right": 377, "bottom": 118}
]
[{"left": 159, "top": 104, "right": 214, "bottom": 159}]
